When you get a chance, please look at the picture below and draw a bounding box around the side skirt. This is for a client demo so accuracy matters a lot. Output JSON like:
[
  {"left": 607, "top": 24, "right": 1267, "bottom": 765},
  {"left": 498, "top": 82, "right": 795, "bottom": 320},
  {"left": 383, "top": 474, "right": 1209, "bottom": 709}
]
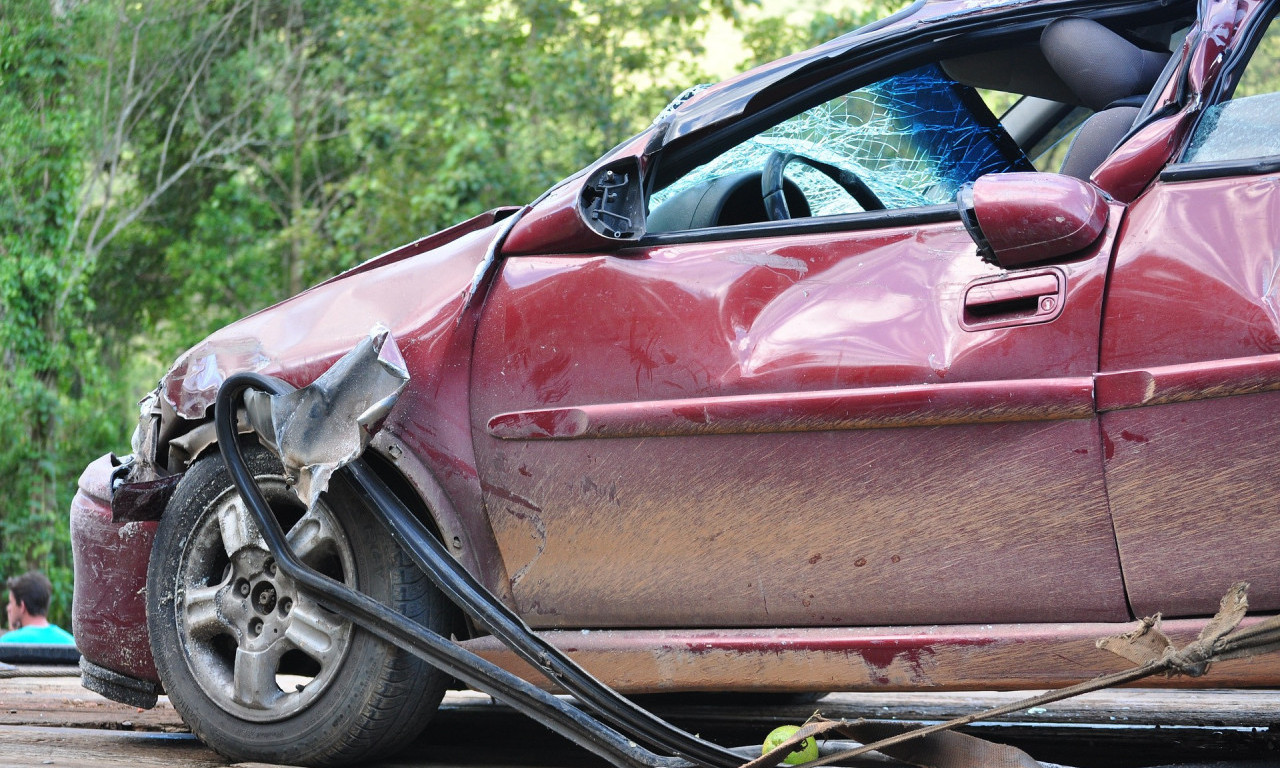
[{"left": 461, "top": 619, "right": 1280, "bottom": 693}]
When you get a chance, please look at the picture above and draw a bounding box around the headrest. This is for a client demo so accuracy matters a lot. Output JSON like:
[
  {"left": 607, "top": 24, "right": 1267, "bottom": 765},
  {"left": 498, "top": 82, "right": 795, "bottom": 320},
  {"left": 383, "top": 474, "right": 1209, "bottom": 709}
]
[{"left": 1041, "top": 18, "right": 1171, "bottom": 111}]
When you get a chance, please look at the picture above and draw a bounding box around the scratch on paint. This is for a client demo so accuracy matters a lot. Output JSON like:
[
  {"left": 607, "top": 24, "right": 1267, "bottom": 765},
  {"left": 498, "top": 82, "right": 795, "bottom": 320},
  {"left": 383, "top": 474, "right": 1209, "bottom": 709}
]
[
  {"left": 727, "top": 252, "right": 808, "bottom": 275},
  {"left": 505, "top": 506, "right": 547, "bottom": 589},
  {"left": 756, "top": 572, "right": 769, "bottom": 615},
  {"left": 1052, "top": 652, "right": 1087, "bottom": 669},
  {"left": 484, "top": 482, "right": 547, "bottom": 589}
]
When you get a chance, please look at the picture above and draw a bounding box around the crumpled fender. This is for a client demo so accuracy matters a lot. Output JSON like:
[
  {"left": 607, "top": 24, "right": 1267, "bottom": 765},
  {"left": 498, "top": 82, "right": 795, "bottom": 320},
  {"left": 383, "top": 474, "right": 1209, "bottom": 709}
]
[{"left": 145, "top": 207, "right": 522, "bottom": 601}]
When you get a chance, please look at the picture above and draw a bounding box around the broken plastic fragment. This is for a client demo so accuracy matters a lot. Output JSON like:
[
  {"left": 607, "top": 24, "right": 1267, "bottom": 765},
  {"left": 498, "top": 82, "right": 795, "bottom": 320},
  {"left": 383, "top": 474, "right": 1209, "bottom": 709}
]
[{"left": 245, "top": 325, "right": 410, "bottom": 509}]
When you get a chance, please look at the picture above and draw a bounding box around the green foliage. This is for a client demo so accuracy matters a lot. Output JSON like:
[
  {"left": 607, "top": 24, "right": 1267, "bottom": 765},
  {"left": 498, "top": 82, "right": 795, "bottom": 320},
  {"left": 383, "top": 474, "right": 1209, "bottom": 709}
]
[
  {"left": 739, "top": 0, "right": 910, "bottom": 68},
  {"left": 0, "top": 0, "right": 752, "bottom": 632},
  {"left": 336, "top": 0, "right": 726, "bottom": 248},
  {"left": 1236, "top": 15, "right": 1280, "bottom": 99},
  {"left": 0, "top": 0, "right": 116, "bottom": 628}
]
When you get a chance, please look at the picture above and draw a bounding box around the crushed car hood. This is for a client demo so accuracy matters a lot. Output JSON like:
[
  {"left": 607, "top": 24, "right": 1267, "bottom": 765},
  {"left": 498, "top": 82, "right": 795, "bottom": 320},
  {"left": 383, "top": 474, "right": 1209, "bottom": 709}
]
[{"left": 160, "top": 208, "right": 519, "bottom": 420}]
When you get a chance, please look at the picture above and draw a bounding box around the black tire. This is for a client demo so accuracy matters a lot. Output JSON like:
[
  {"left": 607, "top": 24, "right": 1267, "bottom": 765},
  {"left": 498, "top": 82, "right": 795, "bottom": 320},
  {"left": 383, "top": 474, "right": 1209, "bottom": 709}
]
[{"left": 147, "top": 444, "right": 452, "bottom": 766}]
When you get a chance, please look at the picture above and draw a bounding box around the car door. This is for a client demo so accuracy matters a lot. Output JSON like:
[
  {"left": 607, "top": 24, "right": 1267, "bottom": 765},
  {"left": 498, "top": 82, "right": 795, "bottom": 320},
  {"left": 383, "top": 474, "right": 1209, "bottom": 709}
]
[
  {"left": 1099, "top": 2, "right": 1280, "bottom": 618},
  {"left": 469, "top": 56, "right": 1129, "bottom": 630}
]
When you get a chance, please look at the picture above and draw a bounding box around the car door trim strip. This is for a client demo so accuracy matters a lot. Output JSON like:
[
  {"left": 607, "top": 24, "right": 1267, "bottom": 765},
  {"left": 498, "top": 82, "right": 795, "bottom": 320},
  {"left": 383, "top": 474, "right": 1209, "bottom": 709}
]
[
  {"left": 1096, "top": 352, "right": 1280, "bottom": 411},
  {"left": 487, "top": 377, "right": 1095, "bottom": 440}
]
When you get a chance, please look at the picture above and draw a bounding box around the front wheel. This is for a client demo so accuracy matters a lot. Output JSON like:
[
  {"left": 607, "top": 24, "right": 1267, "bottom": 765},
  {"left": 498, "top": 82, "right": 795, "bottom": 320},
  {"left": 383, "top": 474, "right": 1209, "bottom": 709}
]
[{"left": 147, "top": 444, "right": 453, "bottom": 766}]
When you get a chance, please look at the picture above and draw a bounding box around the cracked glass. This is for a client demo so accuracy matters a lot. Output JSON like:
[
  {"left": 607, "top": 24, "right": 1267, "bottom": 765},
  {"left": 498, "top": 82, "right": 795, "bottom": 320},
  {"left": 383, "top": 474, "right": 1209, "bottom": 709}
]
[
  {"left": 650, "top": 64, "right": 1031, "bottom": 223},
  {"left": 1184, "top": 14, "right": 1280, "bottom": 164}
]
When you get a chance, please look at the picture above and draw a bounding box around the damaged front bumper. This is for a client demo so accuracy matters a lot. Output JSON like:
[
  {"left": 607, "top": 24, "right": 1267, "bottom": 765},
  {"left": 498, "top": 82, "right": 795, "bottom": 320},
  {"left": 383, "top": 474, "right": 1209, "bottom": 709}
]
[{"left": 70, "top": 453, "right": 163, "bottom": 704}]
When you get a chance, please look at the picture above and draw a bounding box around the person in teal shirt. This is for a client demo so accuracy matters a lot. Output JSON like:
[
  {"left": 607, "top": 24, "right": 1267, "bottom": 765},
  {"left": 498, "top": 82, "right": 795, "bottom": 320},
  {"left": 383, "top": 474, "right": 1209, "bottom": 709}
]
[{"left": 3, "top": 571, "right": 74, "bottom": 645}]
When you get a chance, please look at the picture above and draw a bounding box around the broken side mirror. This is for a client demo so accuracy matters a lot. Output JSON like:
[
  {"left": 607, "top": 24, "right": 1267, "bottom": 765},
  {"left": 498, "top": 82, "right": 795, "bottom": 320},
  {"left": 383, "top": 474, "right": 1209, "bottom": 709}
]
[
  {"left": 958, "top": 172, "right": 1108, "bottom": 269},
  {"left": 501, "top": 158, "right": 646, "bottom": 255},
  {"left": 580, "top": 159, "right": 645, "bottom": 240}
]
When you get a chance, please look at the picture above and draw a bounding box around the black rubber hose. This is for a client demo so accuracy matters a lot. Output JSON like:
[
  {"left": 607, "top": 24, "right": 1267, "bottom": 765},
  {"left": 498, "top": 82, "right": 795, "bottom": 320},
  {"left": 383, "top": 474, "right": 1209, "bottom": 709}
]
[
  {"left": 214, "top": 372, "right": 679, "bottom": 768},
  {"left": 346, "top": 459, "right": 745, "bottom": 768}
]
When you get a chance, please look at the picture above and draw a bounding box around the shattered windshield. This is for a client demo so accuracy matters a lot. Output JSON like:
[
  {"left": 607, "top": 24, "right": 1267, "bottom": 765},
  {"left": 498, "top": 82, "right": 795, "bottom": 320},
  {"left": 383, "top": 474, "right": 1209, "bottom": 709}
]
[{"left": 651, "top": 64, "right": 1031, "bottom": 218}]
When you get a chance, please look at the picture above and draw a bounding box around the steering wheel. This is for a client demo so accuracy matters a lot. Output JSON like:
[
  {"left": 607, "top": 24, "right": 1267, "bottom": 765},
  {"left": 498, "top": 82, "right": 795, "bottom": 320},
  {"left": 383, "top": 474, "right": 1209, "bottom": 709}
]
[{"left": 761, "top": 151, "right": 885, "bottom": 221}]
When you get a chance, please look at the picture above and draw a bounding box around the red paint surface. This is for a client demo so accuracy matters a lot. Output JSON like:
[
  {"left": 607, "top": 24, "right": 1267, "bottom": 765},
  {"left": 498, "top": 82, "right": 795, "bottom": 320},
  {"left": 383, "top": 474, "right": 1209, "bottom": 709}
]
[
  {"left": 70, "top": 455, "right": 159, "bottom": 682},
  {"left": 971, "top": 173, "right": 1108, "bottom": 266},
  {"left": 1102, "top": 176, "right": 1280, "bottom": 371},
  {"left": 1102, "top": 392, "right": 1280, "bottom": 617},
  {"left": 471, "top": 213, "right": 1126, "bottom": 628}
]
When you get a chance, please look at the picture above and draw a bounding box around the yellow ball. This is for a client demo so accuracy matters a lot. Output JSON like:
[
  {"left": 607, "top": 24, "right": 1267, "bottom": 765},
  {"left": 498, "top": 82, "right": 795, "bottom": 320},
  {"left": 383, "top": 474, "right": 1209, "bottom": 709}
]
[{"left": 762, "top": 724, "right": 819, "bottom": 765}]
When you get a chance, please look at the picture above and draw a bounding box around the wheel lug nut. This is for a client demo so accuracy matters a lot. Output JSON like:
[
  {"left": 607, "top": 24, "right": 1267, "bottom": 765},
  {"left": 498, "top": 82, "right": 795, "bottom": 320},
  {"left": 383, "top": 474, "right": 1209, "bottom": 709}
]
[
  {"left": 280, "top": 598, "right": 293, "bottom": 617},
  {"left": 238, "top": 580, "right": 251, "bottom": 597},
  {"left": 249, "top": 618, "right": 263, "bottom": 637},
  {"left": 265, "top": 559, "right": 276, "bottom": 576}
]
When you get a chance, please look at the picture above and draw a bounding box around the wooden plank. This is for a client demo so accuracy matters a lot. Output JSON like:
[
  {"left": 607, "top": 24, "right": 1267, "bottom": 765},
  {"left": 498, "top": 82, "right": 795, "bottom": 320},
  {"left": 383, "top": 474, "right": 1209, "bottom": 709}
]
[
  {"left": 817, "top": 689, "right": 1280, "bottom": 727},
  {"left": 5, "top": 674, "right": 1279, "bottom": 731},
  {"left": 0, "top": 725, "right": 221, "bottom": 768},
  {"left": 0, "top": 675, "right": 184, "bottom": 732},
  {"left": 2, "top": 674, "right": 1278, "bottom": 767}
]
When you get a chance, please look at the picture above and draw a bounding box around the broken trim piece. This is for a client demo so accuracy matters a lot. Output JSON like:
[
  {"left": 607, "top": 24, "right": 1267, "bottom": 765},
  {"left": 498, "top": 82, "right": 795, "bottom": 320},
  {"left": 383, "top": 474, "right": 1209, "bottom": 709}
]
[{"left": 1096, "top": 352, "right": 1280, "bottom": 410}]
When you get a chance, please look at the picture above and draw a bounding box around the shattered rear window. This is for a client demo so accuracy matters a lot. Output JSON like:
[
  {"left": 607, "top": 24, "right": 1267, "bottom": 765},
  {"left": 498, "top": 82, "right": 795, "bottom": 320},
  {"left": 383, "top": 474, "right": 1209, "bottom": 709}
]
[{"left": 651, "top": 64, "right": 1032, "bottom": 216}]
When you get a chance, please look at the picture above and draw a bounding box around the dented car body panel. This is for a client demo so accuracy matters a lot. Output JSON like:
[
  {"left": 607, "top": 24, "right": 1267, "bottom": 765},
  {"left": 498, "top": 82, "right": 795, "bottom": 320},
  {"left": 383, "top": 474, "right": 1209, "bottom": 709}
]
[
  {"left": 70, "top": 455, "right": 160, "bottom": 683},
  {"left": 72, "top": 0, "right": 1280, "bottom": 700},
  {"left": 157, "top": 211, "right": 514, "bottom": 587},
  {"left": 1101, "top": 170, "right": 1280, "bottom": 618},
  {"left": 469, "top": 208, "right": 1126, "bottom": 629}
]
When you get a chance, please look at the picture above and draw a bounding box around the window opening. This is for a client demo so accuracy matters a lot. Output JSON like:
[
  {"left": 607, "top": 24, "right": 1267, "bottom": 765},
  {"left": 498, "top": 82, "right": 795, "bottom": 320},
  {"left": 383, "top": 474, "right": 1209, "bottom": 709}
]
[
  {"left": 649, "top": 63, "right": 1031, "bottom": 223},
  {"left": 1183, "top": 13, "right": 1280, "bottom": 164}
]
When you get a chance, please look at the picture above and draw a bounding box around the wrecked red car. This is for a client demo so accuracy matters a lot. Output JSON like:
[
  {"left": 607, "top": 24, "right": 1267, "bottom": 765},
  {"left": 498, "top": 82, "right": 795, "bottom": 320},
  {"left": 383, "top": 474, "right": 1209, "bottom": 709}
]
[{"left": 71, "top": 0, "right": 1280, "bottom": 764}]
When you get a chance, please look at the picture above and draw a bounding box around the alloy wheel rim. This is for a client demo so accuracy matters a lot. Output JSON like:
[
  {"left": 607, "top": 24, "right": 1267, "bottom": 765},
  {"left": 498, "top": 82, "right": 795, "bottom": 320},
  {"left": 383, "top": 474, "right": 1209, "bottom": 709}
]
[{"left": 174, "top": 479, "right": 355, "bottom": 722}]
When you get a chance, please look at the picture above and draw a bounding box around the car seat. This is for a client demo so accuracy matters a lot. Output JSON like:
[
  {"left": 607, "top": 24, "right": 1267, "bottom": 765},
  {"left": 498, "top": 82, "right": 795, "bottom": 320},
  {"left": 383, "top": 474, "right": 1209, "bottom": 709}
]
[{"left": 1041, "top": 17, "right": 1171, "bottom": 179}]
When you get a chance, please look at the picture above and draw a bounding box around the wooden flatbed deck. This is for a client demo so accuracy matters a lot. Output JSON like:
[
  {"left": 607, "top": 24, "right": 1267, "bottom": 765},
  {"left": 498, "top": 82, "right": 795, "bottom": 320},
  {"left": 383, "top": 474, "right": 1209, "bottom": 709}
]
[{"left": 1, "top": 671, "right": 1277, "bottom": 767}]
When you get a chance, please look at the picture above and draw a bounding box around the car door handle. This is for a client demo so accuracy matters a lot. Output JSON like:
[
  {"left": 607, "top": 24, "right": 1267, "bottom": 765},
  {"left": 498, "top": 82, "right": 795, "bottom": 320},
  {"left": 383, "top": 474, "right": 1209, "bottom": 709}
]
[{"left": 962, "top": 271, "right": 1064, "bottom": 330}]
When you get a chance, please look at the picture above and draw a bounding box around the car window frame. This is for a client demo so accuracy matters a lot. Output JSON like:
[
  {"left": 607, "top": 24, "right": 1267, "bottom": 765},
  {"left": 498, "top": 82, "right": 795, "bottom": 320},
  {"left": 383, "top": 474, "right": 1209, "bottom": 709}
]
[
  {"left": 650, "top": 62, "right": 1031, "bottom": 218},
  {"left": 638, "top": 34, "right": 1045, "bottom": 246},
  {"left": 1161, "top": 0, "right": 1280, "bottom": 182},
  {"left": 638, "top": 5, "right": 1195, "bottom": 247},
  {"left": 636, "top": 203, "right": 960, "bottom": 247}
]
